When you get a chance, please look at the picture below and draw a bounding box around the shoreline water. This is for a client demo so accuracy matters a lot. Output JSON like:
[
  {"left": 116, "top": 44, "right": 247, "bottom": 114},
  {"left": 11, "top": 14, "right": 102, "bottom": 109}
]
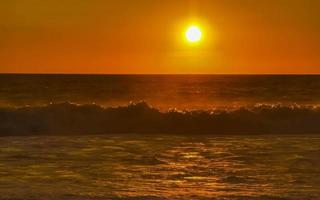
[
  {"left": 1, "top": 134, "right": 319, "bottom": 200},
  {"left": 1, "top": 75, "right": 320, "bottom": 199}
]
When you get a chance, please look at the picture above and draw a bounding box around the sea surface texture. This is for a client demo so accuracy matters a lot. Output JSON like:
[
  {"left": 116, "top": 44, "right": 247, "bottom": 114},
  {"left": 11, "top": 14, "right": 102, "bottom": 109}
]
[
  {"left": 2, "top": 75, "right": 320, "bottom": 135},
  {"left": 0, "top": 75, "right": 320, "bottom": 199},
  {"left": 0, "top": 135, "right": 320, "bottom": 200},
  {"left": 1, "top": 74, "right": 320, "bottom": 109}
]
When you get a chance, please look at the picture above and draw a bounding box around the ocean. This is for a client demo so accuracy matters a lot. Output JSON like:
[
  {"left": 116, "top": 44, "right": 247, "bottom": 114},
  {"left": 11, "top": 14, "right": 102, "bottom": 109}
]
[
  {"left": 0, "top": 74, "right": 320, "bottom": 199},
  {"left": 1, "top": 74, "right": 320, "bottom": 109}
]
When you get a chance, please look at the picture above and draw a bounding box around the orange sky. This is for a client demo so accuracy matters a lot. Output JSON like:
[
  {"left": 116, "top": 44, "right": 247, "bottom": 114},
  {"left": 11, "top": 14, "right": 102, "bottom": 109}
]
[{"left": 1, "top": 0, "right": 320, "bottom": 74}]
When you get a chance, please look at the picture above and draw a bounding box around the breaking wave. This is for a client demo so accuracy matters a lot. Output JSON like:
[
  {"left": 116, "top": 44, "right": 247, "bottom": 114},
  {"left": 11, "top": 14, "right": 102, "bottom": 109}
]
[{"left": 1, "top": 102, "right": 320, "bottom": 136}]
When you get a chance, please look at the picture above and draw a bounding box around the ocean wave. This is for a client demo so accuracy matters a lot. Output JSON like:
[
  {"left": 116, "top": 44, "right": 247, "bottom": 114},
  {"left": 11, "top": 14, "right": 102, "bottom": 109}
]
[{"left": 1, "top": 102, "right": 320, "bottom": 136}]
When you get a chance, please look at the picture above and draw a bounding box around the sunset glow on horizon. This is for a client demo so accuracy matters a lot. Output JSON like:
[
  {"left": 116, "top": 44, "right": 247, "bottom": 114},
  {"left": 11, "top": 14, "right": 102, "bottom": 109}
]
[
  {"left": 1, "top": 0, "right": 320, "bottom": 74},
  {"left": 1, "top": 2, "right": 320, "bottom": 198}
]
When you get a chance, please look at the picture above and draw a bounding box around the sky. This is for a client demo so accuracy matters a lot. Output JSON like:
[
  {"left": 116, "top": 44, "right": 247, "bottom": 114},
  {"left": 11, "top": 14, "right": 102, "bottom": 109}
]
[{"left": 1, "top": 0, "right": 320, "bottom": 74}]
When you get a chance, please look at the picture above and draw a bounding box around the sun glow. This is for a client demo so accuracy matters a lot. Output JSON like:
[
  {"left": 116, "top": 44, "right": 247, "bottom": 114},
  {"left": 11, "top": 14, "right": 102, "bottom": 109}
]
[{"left": 186, "top": 25, "right": 202, "bottom": 43}]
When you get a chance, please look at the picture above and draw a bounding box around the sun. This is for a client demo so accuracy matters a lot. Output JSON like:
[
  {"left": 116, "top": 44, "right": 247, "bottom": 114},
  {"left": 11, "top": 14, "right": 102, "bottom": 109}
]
[{"left": 186, "top": 25, "right": 202, "bottom": 43}]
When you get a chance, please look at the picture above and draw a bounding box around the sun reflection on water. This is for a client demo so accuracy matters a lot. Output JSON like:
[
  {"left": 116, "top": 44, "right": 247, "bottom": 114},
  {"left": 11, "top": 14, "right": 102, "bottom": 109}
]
[{"left": 0, "top": 135, "right": 320, "bottom": 199}]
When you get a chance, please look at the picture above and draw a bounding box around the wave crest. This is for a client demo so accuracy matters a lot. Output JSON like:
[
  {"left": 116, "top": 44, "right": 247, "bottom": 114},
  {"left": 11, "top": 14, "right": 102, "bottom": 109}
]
[{"left": 1, "top": 102, "right": 320, "bottom": 136}]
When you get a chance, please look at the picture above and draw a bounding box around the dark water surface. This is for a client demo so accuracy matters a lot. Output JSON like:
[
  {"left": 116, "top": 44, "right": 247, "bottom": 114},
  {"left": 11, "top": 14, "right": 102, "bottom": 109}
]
[
  {"left": 1, "top": 75, "right": 320, "bottom": 199},
  {"left": 1, "top": 74, "right": 320, "bottom": 109},
  {"left": 0, "top": 135, "right": 320, "bottom": 200},
  {"left": 2, "top": 75, "right": 320, "bottom": 135}
]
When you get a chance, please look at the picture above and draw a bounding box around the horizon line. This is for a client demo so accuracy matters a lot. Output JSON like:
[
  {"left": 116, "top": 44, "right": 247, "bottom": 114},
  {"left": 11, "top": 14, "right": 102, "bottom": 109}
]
[{"left": 1, "top": 73, "right": 320, "bottom": 76}]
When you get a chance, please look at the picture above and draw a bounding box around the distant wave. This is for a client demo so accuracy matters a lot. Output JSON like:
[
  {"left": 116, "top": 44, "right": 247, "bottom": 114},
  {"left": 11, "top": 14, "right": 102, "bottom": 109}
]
[{"left": 1, "top": 102, "right": 320, "bottom": 136}]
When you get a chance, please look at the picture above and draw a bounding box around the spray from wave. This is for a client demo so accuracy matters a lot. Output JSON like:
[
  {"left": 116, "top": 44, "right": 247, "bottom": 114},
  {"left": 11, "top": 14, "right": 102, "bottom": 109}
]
[{"left": 1, "top": 101, "right": 320, "bottom": 136}]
